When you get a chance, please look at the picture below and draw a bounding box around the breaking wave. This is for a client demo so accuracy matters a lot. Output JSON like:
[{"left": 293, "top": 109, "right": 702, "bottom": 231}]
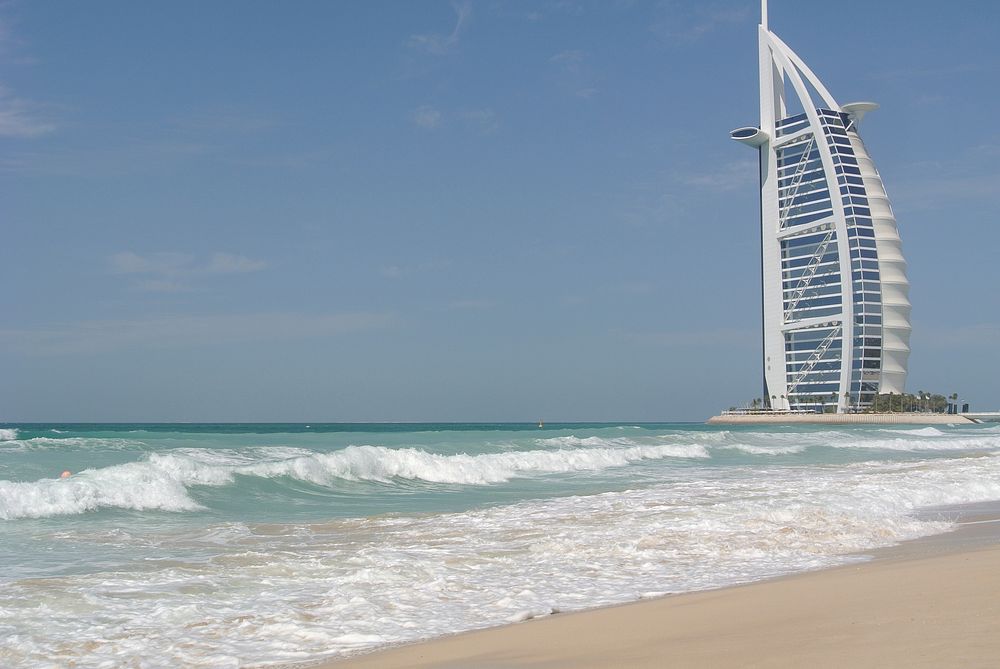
[{"left": 0, "top": 443, "right": 709, "bottom": 520}]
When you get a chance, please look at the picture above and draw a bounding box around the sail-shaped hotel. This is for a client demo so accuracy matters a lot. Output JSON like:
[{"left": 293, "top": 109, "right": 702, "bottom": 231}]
[{"left": 731, "top": 2, "right": 910, "bottom": 413}]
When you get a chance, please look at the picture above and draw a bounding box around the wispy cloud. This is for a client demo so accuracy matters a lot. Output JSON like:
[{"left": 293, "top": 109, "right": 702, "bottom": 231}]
[
  {"left": 378, "top": 259, "right": 450, "bottom": 280},
  {"left": 448, "top": 298, "right": 494, "bottom": 310},
  {"left": 0, "top": 13, "right": 55, "bottom": 138},
  {"left": 206, "top": 252, "right": 268, "bottom": 274},
  {"left": 679, "top": 159, "right": 758, "bottom": 192},
  {"left": 110, "top": 251, "right": 195, "bottom": 275},
  {"left": 618, "top": 174, "right": 686, "bottom": 229},
  {"left": 548, "top": 49, "right": 600, "bottom": 98},
  {"left": 869, "top": 62, "right": 992, "bottom": 82},
  {"left": 490, "top": 1, "right": 585, "bottom": 23},
  {"left": 459, "top": 108, "right": 498, "bottom": 133},
  {"left": 168, "top": 110, "right": 275, "bottom": 134},
  {"left": 916, "top": 324, "right": 1000, "bottom": 349},
  {"left": 549, "top": 49, "right": 585, "bottom": 70},
  {"left": 109, "top": 251, "right": 268, "bottom": 292},
  {"left": 892, "top": 171, "right": 1000, "bottom": 211},
  {"left": 621, "top": 327, "right": 756, "bottom": 348},
  {"left": 0, "top": 312, "right": 396, "bottom": 355},
  {"left": 407, "top": 2, "right": 472, "bottom": 56},
  {"left": 651, "top": 3, "right": 750, "bottom": 43},
  {"left": 411, "top": 105, "right": 443, "bottom": 129},
  {"left": 379, "top": 264, "right": 405, "bottom": 279},
  {"left": 0, "top": 84, "right": 54, "bottom": 138}
]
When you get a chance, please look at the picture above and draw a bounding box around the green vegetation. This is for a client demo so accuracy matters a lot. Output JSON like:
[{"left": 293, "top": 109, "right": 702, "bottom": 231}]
[
  {"left": 731, "top": 390, "right": 965, "bottom": 414},
  {"left": 866, "top": 391, "right": 956, "bottom": 413}
]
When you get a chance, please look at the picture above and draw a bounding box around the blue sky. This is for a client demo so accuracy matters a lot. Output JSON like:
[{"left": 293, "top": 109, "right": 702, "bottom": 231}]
[{"left": 2, "top": 0, "right": 998, "bottom": 422}]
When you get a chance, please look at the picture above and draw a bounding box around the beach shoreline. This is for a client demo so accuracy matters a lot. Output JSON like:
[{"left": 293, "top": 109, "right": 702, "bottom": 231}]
[{"left": 312, "top": 503, "right": 1000, "bottom": 669}]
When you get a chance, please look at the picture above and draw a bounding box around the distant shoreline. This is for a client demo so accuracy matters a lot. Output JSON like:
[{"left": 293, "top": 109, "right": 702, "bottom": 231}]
[{"left": 706, "top": 412, "right": 978, "bottom": 425}]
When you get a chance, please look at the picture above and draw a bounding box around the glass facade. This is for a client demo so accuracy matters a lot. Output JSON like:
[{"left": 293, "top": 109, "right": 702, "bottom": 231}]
[{"left": 776, "top": 109, "right": 883, "bottom": 412}]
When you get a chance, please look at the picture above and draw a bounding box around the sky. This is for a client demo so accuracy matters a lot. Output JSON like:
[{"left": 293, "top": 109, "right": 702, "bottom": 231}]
[{"left": 2, "top": 0, "right": 999, "bottom": 422}]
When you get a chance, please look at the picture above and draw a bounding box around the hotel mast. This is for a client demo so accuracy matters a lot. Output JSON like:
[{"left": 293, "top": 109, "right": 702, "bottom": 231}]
[{"left": 731, "top": 1, "right": 910, "bottom": 413}]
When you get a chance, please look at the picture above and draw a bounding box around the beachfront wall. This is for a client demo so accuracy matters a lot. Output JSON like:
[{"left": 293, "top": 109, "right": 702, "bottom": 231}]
[{"left": 730, "top": 6, "right": 910, "bottom": 413}]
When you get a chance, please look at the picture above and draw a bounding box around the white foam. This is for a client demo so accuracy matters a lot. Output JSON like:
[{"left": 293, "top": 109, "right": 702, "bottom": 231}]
[
  {"left": 830, "top": 435, "right": 1000, "bottom": 451},
  {"left": 182, "top": 442, "right": 711, "bottom": 486},
  {"left": 1, "top": 436, "right": 146, "bottom": 451},
  {"left": 0, "top": 442, "right": 709, "bottom": 520},
  {"left": 878, "top": 427, "right": 945, "bottom": 437},
  {"left": 0, "top": 464, "right": 202, "bottom": 520},
  {"left": 0, "top": 428, "right": 18, "bottom": 441},
  {"left": 723, "top": 443, "right": 806, "bottom": 455},
  {"left": 6, "top": 451, "right": 1000, "bottom": 667}
]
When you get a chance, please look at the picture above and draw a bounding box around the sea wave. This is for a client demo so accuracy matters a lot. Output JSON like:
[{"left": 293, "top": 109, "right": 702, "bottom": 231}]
[
  {"left": 722, "top": 443, "right": 806, "bottom": 455},
  {"left": 0, "top": 436, "right": 148, "bottom": 452},
  {"left": 0, "top": 442, "right": 709, "bottom": 520},
  {"left": 0, "top": 463, "right": 202, "bottom": 520},
  {"left": 829, "top": 435, "right": 1000, "bottom": 451},
  {"left": 6, "top": 451, "right": 1000, "bottom": 667},
  {"left": 877, "top": 427, "right": 946, "bottom": 437},
  {"left": 0, "top": 428, "right": 18, "bottom": 441}
]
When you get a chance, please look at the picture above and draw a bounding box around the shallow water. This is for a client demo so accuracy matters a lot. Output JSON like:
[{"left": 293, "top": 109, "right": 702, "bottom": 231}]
[{"left": 2, "top": 421, "right": 999, "bottom": 667}]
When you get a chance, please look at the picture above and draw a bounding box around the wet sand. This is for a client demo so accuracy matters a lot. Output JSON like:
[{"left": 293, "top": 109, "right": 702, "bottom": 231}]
[{"left": 317, "top": 506, "right": 1000, "bottom": 669}]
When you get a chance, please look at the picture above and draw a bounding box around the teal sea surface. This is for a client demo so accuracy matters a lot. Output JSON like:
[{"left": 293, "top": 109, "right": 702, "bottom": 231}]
[{"left": 2, "top": 421, "right": 1000, "bottom": 667}]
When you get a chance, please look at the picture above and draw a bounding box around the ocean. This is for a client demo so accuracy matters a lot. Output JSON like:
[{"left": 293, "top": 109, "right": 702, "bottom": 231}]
[{"left": 2, "top": 421, "right": 1000, "bottom": 667}]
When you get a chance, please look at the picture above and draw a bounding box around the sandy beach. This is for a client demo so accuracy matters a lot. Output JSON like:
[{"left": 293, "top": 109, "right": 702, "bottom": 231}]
[{"left": 321, "top": 510, "right": 1000, "bottom": 669}]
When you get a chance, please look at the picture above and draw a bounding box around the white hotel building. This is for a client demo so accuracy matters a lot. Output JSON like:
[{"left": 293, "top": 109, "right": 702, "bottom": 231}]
[{"left": 731, "top": 2, "right": 910, "bottom": 413}]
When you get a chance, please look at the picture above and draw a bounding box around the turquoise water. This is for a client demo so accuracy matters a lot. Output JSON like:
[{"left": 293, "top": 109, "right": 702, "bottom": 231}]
[{"left": 2, "top": 422, "right": 1000, "bottom": 667}]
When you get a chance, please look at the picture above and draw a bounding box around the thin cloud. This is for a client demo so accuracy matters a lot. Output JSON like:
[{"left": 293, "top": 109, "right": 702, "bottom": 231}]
[
  {"left": 169, "top": 110, "right": 275, "bottom": 134},
  {"left": 0, "top": 85, "right": 55, "bottom": 138},
  {"left": 651, "top": 3, "right": 750, "bottom": 43},
  {"left": 0, "top": 16, "right": 55, "bottom": 138},
  {"left": 110, "top": 251, "right": 195, "bottom": 275},
  {"left": 917, "top": 324, "right": 1000, "bottom": 349},
  {"left": 448, "top": 298, "right": 494, "bottom": 310},
  {"left": 411, "top": 105, "right": 443, "bottom": 129},
  {"left": 679, "top": 160, "right": 757, "bottom": 192},
  {"left": 549, "top": 50, "right": 585, "bottom": 70},
  {"left": 206, "top": 252, "right": 268, "bottom": 274},
  {"left": 548, "top": 50, "right": 599, "bottom": 99},
  {"left": 109, "top": 251, "right": 267, "bottom": 292},
  {"left": 134, "top": 280, "right": 191, "bottom": 294},
  {"left": 380, "top": 264, "right": 405, "bottom": 279},
  {"left": 1, "top": 312, "right": 397, "bottom": 356},
  {"left": 869, "top": 62, "right": 991, "bottom": 82},
  {"left": 407, "top": 2, "right": 472, "bottom": 55},
  {"left": 459, "top": 108, "right": 498, "bottom": 134},
  {"left": 622, "top": 327, "right": 756, "bottom": 348}
]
